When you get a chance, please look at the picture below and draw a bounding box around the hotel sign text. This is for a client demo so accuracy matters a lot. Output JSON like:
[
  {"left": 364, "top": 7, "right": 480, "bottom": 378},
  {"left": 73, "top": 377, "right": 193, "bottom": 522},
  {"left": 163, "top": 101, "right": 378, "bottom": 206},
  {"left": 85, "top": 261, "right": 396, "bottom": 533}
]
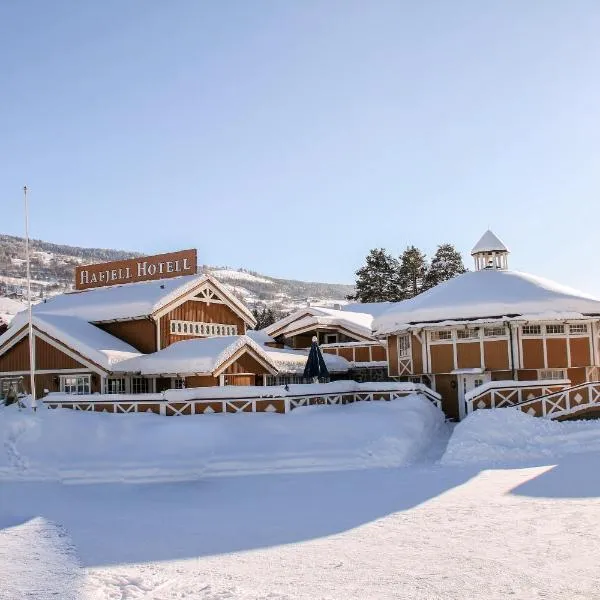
[{"left": 75, "top": 249, "right": 198, "bottom": 290}]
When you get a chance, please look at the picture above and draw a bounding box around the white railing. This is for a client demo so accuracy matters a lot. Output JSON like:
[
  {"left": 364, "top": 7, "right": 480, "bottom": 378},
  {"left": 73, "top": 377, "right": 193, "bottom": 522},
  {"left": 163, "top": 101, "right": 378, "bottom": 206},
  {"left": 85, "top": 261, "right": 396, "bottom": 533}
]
[
  {"left": 466, "top": 379, "right": 571, "bottom": 414},
  {"left": 514, "top": 381, "right": 600, "bottom": 419},
  {"left": 43, "top": 381, "right": 441, "bottom": 416}
]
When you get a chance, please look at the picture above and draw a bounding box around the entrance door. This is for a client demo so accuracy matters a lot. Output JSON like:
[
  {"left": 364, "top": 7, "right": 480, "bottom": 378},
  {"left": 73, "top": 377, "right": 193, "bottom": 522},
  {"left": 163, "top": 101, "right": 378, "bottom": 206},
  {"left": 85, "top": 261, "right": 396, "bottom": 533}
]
[{"left": 457, "top": 373, "right": 490, "bottom": 420}]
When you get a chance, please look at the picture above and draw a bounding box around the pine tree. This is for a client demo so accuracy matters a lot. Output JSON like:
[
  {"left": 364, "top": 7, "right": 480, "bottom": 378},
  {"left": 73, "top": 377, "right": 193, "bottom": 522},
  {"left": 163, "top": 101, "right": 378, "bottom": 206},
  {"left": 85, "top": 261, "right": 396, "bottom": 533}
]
[
  {"left": 398, "top": 246, "right": 428, "bottom": 299},
  {"left": 423, "top": 243, "right": 466, "bottom": 290},
  {"left": 252, "top": 305, "right": 283, "bottom": 329},
  {"left": 347, "top": 248, "right": 404, "bottom": 303}
]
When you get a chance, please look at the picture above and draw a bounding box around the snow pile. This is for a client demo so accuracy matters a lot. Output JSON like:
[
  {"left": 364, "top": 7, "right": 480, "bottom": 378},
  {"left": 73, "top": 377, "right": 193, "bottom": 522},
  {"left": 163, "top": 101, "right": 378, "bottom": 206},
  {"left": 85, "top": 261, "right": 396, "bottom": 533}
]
[
  {"left": 0, "top": 395, "right": 445, "bottom": 483},
  {"left": 441, "top": 408, "right": 600, "bottom": 466}
]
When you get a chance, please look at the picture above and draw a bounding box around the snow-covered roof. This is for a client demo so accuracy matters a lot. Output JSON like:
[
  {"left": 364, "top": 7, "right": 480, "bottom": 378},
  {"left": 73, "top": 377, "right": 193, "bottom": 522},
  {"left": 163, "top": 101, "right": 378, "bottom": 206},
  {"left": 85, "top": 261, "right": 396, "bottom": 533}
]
[
  {"left": 265, "top": 307, "right": 375, "bottom": 341},
  {"left": 471, "top": 230, "right": 509, "bottom": 255},
  {"left": 342, "top": 301, "right": 394, "bottom": 318},
  {"left": 17, "top": 273, "right": 255, "bottom": 325},
  {"left": 0, "top": 313, "right": 142, "bottom": 371},
  {"left": 264, "top": 345, "right": 350, "bottom": 374},
  {"left": 113, "top": 335, "right": 278, "bottom": 376},
  {"left": 373, "top": 269, "right": 600, "bottom": 335}
]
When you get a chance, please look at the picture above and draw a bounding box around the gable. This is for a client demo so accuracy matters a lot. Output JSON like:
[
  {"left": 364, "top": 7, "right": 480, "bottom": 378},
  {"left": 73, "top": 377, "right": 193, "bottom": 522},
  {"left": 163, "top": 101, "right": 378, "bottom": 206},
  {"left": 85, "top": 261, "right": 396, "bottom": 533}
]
[
  {"left": 160, "top": 299, "right": 246, "bottom": 349},
  {"left": 0, "top": 334, "right": 87, "bottom": 373},
  {"left": 223, "top": 350, "right": 273, "bottom": 376}
]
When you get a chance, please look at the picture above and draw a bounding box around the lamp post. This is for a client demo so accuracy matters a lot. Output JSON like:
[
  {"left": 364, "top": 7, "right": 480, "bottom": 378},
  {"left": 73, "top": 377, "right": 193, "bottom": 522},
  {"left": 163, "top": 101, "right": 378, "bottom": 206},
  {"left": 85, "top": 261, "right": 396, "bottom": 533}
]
[{"left": 23, "top": 185, "right": 37, "bottom": 411}]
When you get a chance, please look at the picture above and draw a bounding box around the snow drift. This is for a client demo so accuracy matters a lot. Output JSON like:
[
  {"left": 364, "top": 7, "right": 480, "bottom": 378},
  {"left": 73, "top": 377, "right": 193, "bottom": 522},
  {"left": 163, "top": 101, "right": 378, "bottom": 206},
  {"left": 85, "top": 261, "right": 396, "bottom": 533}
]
[
  {"left": 0, "top": 395, "right": 445, "bottom": 483},
  {"left": 441, "top": 408, "right": 600, "bottom": 466}
]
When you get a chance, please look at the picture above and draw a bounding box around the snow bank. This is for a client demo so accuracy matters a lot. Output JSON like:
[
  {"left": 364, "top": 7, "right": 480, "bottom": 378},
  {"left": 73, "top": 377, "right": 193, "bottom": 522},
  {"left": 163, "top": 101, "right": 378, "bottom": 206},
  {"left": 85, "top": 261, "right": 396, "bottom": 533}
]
[
  {"left": 0, "top": 395, "right": 444, "bottom": 483},
  {"left": 441, "top": 408, "right": 600, "bottom": 466}
]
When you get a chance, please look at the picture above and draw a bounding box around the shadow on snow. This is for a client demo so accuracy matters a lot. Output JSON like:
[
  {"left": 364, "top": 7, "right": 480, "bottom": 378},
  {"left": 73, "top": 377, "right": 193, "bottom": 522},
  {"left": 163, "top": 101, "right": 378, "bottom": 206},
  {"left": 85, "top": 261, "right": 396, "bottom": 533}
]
[{"left": 1, "top": 465, "right": 478, "bottom": 567}]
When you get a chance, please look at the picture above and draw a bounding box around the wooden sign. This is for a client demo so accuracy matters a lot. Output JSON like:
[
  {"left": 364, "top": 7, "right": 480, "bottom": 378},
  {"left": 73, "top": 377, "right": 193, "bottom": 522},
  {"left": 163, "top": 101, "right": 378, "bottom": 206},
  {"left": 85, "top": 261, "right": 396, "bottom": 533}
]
[{"left": 75, "top": 249, "right": 198, "bottom": 290}]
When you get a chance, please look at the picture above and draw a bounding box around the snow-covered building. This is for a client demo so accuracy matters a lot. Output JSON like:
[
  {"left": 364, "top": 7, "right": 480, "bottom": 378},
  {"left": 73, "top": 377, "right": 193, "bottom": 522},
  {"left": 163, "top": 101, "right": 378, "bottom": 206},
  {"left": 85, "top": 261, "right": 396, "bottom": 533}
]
[
  {"left": 265, "top": 306, "right": 389, "bottom": 381},
  {"left": 373, "top": 231, "right": 600, "bottom": 420},
  {"left": 0, "top": 260, "right": 350, "bottom": 402}
]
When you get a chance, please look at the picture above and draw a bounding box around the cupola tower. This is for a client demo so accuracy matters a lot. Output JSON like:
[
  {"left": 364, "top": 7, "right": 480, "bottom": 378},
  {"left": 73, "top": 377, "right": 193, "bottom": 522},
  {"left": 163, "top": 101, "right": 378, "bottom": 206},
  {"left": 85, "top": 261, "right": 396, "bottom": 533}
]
[{"left": 471, "top": 230, "right": 509, "bottom": 271}]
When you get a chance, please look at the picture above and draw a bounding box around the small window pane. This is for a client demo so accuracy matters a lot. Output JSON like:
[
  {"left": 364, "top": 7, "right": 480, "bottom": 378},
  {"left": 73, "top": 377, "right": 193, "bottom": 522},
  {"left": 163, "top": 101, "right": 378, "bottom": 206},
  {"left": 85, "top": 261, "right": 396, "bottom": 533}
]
[
  {"left": 522, "top": 325, "right": 542, "bottom": 336},
  {"left": 546, "top": 324, "right": 565, "bottom": 335}
]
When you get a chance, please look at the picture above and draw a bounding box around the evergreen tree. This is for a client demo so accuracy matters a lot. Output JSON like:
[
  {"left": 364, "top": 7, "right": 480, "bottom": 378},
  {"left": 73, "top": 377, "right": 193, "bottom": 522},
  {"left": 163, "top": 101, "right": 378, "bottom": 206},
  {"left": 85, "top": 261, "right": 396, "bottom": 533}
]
[
  {"left": 398, "top": 246, "right": 428, "bottom": 299},
  {"left": 252, "top": 305, "right": 284, "bottom": 329},
  {"left": 423, "top": 243, "right": 467, "bottom": 290},
  {"left": 347, "top": 248, "right": 404, "bottom": 302}
]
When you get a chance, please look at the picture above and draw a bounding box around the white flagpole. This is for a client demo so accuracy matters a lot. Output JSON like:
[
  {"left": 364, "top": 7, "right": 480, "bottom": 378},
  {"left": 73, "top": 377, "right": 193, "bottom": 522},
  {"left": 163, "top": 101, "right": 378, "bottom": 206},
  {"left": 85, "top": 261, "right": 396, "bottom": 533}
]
[{"left": 24, "top": 185, "right": 37, "bottom": 411}]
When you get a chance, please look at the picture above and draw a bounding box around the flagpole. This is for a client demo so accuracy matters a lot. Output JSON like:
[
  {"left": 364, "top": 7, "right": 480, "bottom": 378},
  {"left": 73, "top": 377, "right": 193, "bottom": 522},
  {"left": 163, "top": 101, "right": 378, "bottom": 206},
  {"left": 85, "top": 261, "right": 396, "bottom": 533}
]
[{"left": 24, "top": 185, "right": 37, "bottom": 411}]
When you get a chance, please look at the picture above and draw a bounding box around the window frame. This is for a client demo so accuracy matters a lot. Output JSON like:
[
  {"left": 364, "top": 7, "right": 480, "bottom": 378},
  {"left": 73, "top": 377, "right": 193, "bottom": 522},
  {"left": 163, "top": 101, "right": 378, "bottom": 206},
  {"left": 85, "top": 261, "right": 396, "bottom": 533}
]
[
  {"left": 522, "top": 325, "right": 542, "bottom": 336},
  {"left": 60, "top": 374, "right": 91, "bottom": 395},
  {"left": 430, "top": 330, "right": 453, "bottom": 342},
  {"left": 545, "top": 324, "right": 565, "bottom": 335},
  {"left": 539, "top": 369, "right": 566, "bottom": 381}
]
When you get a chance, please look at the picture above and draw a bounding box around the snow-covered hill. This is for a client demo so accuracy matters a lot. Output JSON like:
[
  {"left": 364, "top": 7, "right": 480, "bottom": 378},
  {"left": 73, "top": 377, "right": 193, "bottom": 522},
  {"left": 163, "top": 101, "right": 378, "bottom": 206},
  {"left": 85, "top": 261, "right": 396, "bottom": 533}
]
[{"left": 0, "top": 234, "right": 354, "bottom": 313}]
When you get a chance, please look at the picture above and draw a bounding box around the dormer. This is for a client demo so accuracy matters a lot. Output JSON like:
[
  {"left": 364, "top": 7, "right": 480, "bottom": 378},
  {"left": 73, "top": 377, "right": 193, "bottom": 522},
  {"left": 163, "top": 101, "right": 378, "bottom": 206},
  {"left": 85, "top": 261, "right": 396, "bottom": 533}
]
[{"left": 471, "top": 230, "right": 509, "bottom": 271}]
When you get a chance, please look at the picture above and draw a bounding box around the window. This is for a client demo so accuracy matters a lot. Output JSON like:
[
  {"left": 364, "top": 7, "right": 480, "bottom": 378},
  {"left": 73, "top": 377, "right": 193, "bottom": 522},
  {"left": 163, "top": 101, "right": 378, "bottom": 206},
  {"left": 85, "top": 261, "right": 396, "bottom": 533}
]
[
  {"left": 61, "top": 375, "right": 91, "bottom": 395},
  {"left": 545, "top": 324, "right": 565, "bottom": 335},
  {"left": 324, "top": 333, "right": 338, "bottom": 345},
  {"left": 0, "top": 378, "right": 22, "bottom": 400},
  {"left": 173, "top": 377, "right": 186, "bottom": 389},
  {"left": 398, "top": 335, "right": 410, "bottom": 357},
  {"left": 522, "top": 325, "right": 542, "bottom": 336},
  {"left": 539, "top": 369, "right": 566, "bottom": 381},
  {"left": 106, "top": 378, "right": 126, "bottom": 394},
  {"left": 569, "top": 324, "right": 588, "bottom": 335},
  {"left": 170, "top": 320, "right": 237, "bottom": 337},
  {"left": 431, "top": 330, "right": 452, "bottom": 342},
  {"left": 457, "top": 328, "right": 479, "bottom": 340},
  {"left": 484, "top": 326, "right": 505, "bottom": 337},
  {"left": 132, "top": 377, "right": 149, "bottom": 394}
]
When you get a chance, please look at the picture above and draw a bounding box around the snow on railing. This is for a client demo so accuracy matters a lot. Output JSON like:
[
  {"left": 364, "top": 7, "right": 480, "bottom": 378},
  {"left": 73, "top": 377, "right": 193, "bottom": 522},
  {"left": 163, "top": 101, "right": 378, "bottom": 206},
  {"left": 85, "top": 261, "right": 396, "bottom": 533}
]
[
  {"left": 43, "top": 381, "right": 441, "bottom": 416},
  {"left": 466, "top": 379, "right": 571, "bottom": 414}
]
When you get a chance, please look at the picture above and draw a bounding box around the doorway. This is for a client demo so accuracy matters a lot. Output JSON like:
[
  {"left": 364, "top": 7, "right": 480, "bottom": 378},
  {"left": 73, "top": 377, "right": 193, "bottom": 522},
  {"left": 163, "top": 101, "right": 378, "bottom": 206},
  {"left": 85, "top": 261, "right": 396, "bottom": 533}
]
[{"left": 457, "top": 373, "right": 490, "bottom": 419}]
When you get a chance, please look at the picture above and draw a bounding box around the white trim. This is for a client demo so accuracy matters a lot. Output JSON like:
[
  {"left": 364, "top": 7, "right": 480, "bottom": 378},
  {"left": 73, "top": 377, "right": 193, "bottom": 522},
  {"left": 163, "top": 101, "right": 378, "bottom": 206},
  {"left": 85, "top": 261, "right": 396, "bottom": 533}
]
[
  {"left": 0, "top": 368, "right": 95, "bottom": 376},
  {"left": 155, "top": 316, "right": 161, "bottom": 351},
  {"left": 213, "top": 345, "right": 278, "bottom": 377}
]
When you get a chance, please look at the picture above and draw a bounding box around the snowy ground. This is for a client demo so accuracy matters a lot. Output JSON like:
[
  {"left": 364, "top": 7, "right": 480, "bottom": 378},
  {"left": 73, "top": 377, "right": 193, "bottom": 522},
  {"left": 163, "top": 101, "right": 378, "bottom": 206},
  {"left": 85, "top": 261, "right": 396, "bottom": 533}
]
[{"left": 2, "top": 403, "right": 600, "bottom": 599}]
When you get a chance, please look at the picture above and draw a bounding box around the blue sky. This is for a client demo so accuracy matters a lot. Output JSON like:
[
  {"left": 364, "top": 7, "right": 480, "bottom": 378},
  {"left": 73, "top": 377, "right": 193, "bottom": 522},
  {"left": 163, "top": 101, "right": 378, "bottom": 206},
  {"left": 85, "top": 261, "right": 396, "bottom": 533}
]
[{"left": 1, "top": 1, "right": 599, "bottom": 293}]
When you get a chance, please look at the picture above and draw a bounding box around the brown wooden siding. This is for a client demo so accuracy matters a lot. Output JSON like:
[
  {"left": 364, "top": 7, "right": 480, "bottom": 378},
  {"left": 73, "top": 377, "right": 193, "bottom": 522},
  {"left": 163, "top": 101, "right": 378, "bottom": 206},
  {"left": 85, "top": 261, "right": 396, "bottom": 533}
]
[
  {"left": 570, "top": 337, "right": 591, "bottom": 367},
  {"left": 435, "top": 374, "right": 459, "bottom": 420},
  {"left": 491, "top": 370, "right": 513, "bottom": 381},
  {"left": 411, "top": 335, "right": 423, "bottom": 374},
  {"left": 0, "top": 335, "right": 86, "bottom": 372},
  {"left": 567, "top": 367, "right": 587, "bottom": 385},
  {"left": 484, "top": 340, "right": 509, "bottom": 371},
  {"left": 517, "top": 369, "right": 538, "bottom": 381},
  {"left": 224, "top": 374, "right": 255, "bottom": 386},
  {"left": 186, "top": 375, "right": 218, "bottom": 387},
  {"left": 456, "top": 342, "right": 481, "bottom": 369},
  {"left": 97, "top": 319, "right": 156, "bottom": 353},
  {"left": 291, "top": 333, "right": 314, "bottom": 349},
  {"left": 223, "top": 351, "right": 270, "bottom": 375},
  {"left": 546, "top": 338, "right": 567, "bottom": 368},
  {"left": 372, "top": 345, "right": 386, "bottom": 362},
  {"left": 354, "top": 346, "right": 370, "bottom": 363},
  {"left": 387, "top": 336, "right": 399, "bottom": 376},
  {"left": 430, "top": 344, "right": 454, "bottom": 373},
  {"left": 161, "top": 299, "right": 246, "bottom": 348},
  {"left": 522, "top": 339, "right": 544, "bottom": 369}
]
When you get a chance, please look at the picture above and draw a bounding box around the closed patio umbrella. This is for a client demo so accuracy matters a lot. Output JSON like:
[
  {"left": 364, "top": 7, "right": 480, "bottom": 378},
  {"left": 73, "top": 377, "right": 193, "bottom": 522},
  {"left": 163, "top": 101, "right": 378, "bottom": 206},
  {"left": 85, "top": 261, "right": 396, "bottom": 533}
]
[{"left": 303, "top": 336, "right": 329, "bottom": 383}]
